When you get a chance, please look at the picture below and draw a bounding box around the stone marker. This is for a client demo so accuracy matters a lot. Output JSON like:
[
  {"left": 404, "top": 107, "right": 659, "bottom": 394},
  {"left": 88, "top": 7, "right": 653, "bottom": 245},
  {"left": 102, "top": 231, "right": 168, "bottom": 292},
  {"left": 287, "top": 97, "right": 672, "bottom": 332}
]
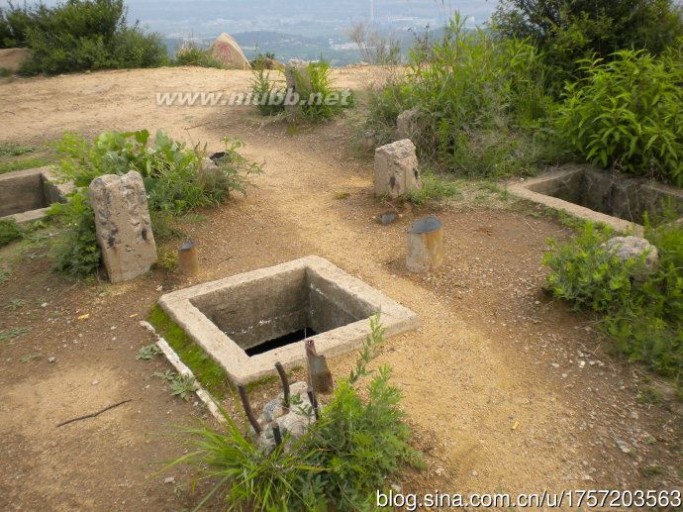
[
  {"left": 406, "top": 216, "right": 444, "bottom": 273},
  {"left": 89, "top": 171, "right": 157, "bottom": 283},
  {"left": 209, "top": 33, "right": 251, "bottom": 70},
  {"left": 374, "top": 139, "right": 421, "bottom": 198},
  {"left": 396, "top": 108, "right": 422, "bottom": 141}
]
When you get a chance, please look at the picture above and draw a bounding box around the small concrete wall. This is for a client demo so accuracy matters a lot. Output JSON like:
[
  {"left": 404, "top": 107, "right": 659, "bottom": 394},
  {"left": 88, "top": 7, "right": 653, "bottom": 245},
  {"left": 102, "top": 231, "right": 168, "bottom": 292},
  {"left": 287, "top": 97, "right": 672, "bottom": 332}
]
[
  {"left": 160, "top": 256, "right": 419, "bottom": 385},
  {"left": 509, "top": 165, "right": 683, "bottom": 233},
  {"left": 0, "top": 167, "right": 71, "bottom": 223}
]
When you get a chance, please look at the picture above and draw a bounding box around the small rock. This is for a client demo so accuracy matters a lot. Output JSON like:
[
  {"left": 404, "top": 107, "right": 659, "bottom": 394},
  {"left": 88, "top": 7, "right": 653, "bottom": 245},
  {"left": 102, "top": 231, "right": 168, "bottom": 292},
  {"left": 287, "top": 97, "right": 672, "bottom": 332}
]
[
  {"left": 47, "top": 357, "right": 56, "bottom": 363},
  {"left": 471, "top": 470, "right": 479, "bottom": 477},
  {"left": 41, "top": 302, "right": 48, "bottom": 308},
  {"left": 615, "top": 438, "right": 631, "bottom": 454},
  {"left": 92, "top": 380, "right": 99, "bottom": 386},
  {"left": 435, "top": 467, "right": 445, "bottom": 476},
  {"left": 164, "top": 476, "right": 175, "bottom": 484}
]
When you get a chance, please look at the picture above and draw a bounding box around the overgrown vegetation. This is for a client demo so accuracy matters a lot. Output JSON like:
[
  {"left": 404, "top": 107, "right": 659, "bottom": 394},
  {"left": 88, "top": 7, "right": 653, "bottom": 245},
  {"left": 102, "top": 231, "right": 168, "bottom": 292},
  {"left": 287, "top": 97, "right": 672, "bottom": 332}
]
[
  {"left": 174, "top": 41, "right": 223, "bottom": 69},
  {"left": 544, "top": 221, "right": 682, "bottom": 383},
  {"left": 492, "top": 0, "right": 683, "bottom": 86},
  {"left": 557, "top": 49, "right": 683, "bottom": 186},
  {"left": 148, "top": 305, "right": 231, "bottom": 399},
  {"left": 172, "top": 314, "right": 422, "bottom": 511},
  {"left": 0, "top": 219, "right": 23, "bottom": 248},
  {"left": 50, "top": 130, "right": 262, "bottom": 277},
  {"left": 0, "top": 0, "right": 167, "bottom": 75},
  {"left": 250, "top": 61, "right": 354, "bottom": 123}
]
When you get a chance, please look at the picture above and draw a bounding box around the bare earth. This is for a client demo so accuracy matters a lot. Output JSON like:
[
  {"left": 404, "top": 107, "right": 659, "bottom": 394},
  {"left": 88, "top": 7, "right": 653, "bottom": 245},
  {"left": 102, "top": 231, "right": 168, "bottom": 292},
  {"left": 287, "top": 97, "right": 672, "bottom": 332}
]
[{"left": 0, "top": 67, "right": 680, "bottom": 511}]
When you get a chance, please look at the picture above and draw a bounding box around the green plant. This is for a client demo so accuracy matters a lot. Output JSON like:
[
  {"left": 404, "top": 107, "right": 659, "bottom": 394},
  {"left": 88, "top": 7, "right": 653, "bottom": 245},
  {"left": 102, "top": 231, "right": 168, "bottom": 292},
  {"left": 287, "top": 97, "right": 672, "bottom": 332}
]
[
  {"left": 49, "top": 190, "right": 101, "bottom": 277},
  {"left": 1, "top": 0, "right": 167, "bottom": 74},
  {"left": 405, "top": 173, "right": 461, "bottom": 207},
  {"left": 544, "top": 221, "right": 683, "bottom": 381},
  {"left": 556, "top": 50, "right": 683, "bottom": 186},
  {"left": 492, "top": 0, "right": 683, "bottom": 88},
  {"left": 156, "top": 247, "right": 178, "bottom": 272},
  {"left": 0, "top": 219, "right": 23, "bottom": 247},
  {"left": 0, "top": 67, "right": 9, "bottom": 77},
  {"left": 0, "top": 264, "right": 9, "bottom": 284},
  {"left": 172, "top": 314, "right": 422, "bottom": 511},
  {"left": 5, "top": 298, "right": 26, "bottom": 310},
  {"left": 171, "top": 374, "right": 198, "bottom": 400},
  {"left": 136, "top": 343, "right": 162, "bottom": 360},
  {"left": 0, "top": 142, "right": 33, "bottom": 157},
  {"left": 0, "top": 326, "right": 30, "bottom": 342},
  {"left": 175, "top": 40, "right": 223, "bottom": 69},
  {"left": 148, "top": 305, "right": 231, "bottom": 398},
  {"left": 153, "top": 369, "right": 177, "bottom": 381}
]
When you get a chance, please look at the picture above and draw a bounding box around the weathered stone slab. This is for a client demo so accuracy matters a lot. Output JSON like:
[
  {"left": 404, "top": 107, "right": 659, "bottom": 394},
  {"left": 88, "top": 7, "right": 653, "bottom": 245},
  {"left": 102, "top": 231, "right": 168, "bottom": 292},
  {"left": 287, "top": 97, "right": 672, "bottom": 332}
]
[
  {"left": 89, "top": 171, "right": 157, "bottom": 283},
  {"left": 374, "top": 139, "right": 421, "bottom": 198}
]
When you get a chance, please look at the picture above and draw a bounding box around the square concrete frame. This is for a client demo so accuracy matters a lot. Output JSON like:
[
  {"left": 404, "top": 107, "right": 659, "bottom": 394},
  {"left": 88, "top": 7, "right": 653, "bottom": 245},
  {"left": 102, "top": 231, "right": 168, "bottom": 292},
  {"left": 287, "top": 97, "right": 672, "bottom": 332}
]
[
  {"left": 158, "top": 256, "right": 419, "bottom": 385},
  {"left": 508, "top": 167, "right": 642, "bottom": 234},
  {"left": 0, "top": 167, "right": 73, "bottom": 224}
]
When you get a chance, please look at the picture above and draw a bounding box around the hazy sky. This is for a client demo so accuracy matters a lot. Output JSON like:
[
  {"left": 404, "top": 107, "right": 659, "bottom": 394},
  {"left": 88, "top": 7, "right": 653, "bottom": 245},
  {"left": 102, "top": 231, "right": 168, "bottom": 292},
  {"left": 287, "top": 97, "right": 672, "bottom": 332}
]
[{"left": 1, "top": 0, "right": 499, "bottom": 36}]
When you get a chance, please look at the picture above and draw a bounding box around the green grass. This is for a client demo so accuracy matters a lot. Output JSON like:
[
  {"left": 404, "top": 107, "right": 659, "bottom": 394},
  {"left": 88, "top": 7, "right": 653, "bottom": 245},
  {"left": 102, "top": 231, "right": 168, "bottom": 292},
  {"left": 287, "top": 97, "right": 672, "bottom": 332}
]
[
  {"left": 148, "top": 305, "right": 232, "bottom": 399},
  {"left": 0, "top": 143, "right": 34, "bottom": 157},
  {"left": 406, "top": 172, "right": 462, "bottom": 207},
  {"left": 0, "top": 327, "right": 31, "bottom": 342},
  {"left": 0, "top": 68, "right": 10, "bottom": 78}
]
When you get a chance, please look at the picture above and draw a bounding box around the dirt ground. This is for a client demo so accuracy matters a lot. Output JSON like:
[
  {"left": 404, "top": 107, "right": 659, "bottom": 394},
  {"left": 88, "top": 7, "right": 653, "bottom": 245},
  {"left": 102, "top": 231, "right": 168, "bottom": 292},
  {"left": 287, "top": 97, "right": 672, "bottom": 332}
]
[{"left": 0, "top": 67, "right": 681, "bottom": 511}]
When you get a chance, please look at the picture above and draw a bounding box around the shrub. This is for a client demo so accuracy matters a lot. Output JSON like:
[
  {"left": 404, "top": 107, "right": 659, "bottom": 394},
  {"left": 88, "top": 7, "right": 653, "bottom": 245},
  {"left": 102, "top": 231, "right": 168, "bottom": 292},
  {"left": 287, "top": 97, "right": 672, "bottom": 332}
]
[
  {"left": 492, "top": 0, "right": 683, "bottom": 87},
  {"left": 50, "top": 130, "right": 261, "bottom": 276},
  {"left": 0, "top": 219, "right": 23, "bottom": 247},
  {"left": 544, "top": 221, "right": 683, "bottom": 381},
  {"left": 2, "top": 0, "right": 167, "bottom": 75},
  {"left": 250, "top": 61, "right": 354, "bottom": 123},
  {"left": 556, "top": 50, "right": 683, "bottom": 186},
  {"left": 174, "top": 40, "right": 223, "bottom": 69},
  {"left": 173, "top": 315, "right": 422, "bottom": 511},
  {"left": 365, "top": 14, "right": 561, "bottom": 179}
]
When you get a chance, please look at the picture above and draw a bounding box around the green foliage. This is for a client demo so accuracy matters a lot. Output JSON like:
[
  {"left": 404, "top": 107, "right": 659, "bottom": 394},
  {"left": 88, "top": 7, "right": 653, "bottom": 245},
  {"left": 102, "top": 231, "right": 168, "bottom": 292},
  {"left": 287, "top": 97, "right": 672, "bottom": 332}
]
[
  {"left": 0, "top": 219, "right": 23, "bottom": 247},
  {"left": 49, "top": 190, "right": 101, "bottom": 277},
  {"left": 250, "top": 52, "right": 279, "bottom": 70},
  {"left": 136, "top": 343, "right": 162, "bottom": 360},
  {"left": 0, "top": 157, "right": 53, "bottom": 175},
  {"left": 250, "top": 61, "right": 354, "bottom": 123},
  {"left": 174, "top": 41, "right": 223, "bottom": 69},
  {"left": 0, "top": 0, "right": 167, "bottom": 74},
  {"left": 173, "top": 315, "right": 422, "bottom": 511},
  {"left": 171, "top": 374, "right": 198, "bottom": 400},
  {"left": 0, "top": 142, "right": 33, "bottom": 157},
  {"left": 148, "top": 305, "right": 231, "bottom": 399},
  {"left": 0, "top": 326, "right": 30, "bottom": 342},
  {"left": 544, "top": 221, "right": 683, "bottom": 381},
  {"left": 405, "top": 172, "right": 462, "bottom": 207},
  {"left": 365, "top": 14, "right": 562, "bottom": 179},
  {"left": 556, "top": 50, "right": 683, "bottom": 186},
  {"left": 492, "top": 0, "right": 683, "bottom": 86}
]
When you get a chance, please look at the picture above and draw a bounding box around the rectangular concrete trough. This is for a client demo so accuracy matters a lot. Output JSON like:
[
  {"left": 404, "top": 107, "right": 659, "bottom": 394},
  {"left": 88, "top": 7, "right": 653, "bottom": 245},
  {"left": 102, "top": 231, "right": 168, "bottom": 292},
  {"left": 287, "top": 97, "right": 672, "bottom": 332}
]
[
  {"left": 0, "top": 167, "right": 72, "bottom": 223},
  {"left": 508, "top": 165, "right": 683, "bottom": 234},
  {"left": 159, "top": 256, "right": 419, "bottom": 385}
]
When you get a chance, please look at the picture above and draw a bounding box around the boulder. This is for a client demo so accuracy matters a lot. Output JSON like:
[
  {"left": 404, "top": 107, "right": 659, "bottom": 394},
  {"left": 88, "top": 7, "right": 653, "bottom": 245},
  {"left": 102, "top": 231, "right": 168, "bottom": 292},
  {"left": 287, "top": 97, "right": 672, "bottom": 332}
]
[
  {"left": 209, "top": 33, "right": 251, "bottom": 70},
  {"left": 89, "top": 171, "right": 157, "bottom": 283},
  {"left": 604, "top": 236, "right": 659, "bottom": 275}
]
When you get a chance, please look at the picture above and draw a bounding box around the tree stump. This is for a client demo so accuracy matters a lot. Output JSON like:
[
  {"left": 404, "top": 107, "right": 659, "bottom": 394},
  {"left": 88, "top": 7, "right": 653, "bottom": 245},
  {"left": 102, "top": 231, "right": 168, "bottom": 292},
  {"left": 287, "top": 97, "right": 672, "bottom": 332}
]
[
  {"left": 406, "top": 216, "right": 443, "bottom": 273},
  {"left": 178, "top": 241, "right": 199, "bottom": 276}
]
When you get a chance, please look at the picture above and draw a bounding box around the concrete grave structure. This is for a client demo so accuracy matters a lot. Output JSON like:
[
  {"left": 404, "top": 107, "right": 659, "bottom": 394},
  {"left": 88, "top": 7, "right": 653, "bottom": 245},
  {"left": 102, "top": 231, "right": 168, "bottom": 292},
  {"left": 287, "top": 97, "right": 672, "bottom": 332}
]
[
  {"left": 89, "top": 171, "right": 157, "bottom": 283},
  {"left": 374, "top": 139, "right": 421, "bottom": 198},
  {"left": 509, "top": 165, "right": 683, "bottom": 234},
  {"left": 159, "top": 256, "right": 418, "bottom": 385},
  {"left": 0, "top": 167, "right": 71, "bottom": 223}
]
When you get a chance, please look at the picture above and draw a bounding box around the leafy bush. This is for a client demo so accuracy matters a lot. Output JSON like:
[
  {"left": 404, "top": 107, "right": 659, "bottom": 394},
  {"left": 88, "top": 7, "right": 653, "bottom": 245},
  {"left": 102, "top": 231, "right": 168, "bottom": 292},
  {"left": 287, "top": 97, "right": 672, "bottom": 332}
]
[
  {"left": 250, "top": 61, "right": 354, "bottom": 123},
  {"left": 556, "top": 50, "right": 683, "bottom": 186},
  {"left": 544, "top": 221, "right": 683, "bottom": 381},
  {"left": 365, "top": 14, "right": 561, "bottom": 179},
  {"left": 0, "top": 0, "right": 167, "bottom": 74},
  {"left": 174, "top": 41, "right": 223, "bottom": 69},
  {"left": 174, "top": 315, "right": 422, "bottom": 511},
  {"left": 50, "top": 130, "right": 261, "bottom": 276},
  {"left": 492, "top": 0, "right": 683, "bottom": 87},
  {"left": 0, "top": 219, "right": 23, "bottom": 247}
]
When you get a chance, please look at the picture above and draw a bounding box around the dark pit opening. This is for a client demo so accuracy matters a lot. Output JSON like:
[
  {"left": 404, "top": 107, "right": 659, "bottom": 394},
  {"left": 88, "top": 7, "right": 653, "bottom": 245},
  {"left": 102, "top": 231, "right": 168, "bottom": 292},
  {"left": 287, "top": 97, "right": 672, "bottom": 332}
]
[
  {"left": 0, "top": 173, "right": 49, "bottom": 217},
  {"left": 529, "top": 168, "right": 683, "bottom": 224},
  {"left": 245, "top": 327, "right": 319, "bottom": 356},
  {"left": 190, "top": 267, "right": 375, "bottom": 358}
]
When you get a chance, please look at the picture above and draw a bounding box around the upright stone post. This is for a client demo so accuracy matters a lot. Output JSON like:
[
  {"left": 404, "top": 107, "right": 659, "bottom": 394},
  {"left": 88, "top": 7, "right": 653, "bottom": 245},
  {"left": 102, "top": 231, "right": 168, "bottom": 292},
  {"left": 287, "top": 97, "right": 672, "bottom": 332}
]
[
  {"left": 89, "top": 171, "right": 157, "bottom": 283},
  {"left": 374, "top": 139, "right": 421, "bottom": 198},
  {"left": 406, "top": 216, "right": 444, "bottom": 273}
]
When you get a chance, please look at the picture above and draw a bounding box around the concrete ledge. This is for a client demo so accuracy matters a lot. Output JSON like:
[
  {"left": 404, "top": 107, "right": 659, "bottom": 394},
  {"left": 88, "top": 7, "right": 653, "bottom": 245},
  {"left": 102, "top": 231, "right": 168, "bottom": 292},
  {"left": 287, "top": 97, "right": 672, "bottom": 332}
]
[
  {"left": 0, "top": 167, "right": 73, "bottom": 224},
  {"left": 159, "top": 256, "right": 419, "bottom": 385}
]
